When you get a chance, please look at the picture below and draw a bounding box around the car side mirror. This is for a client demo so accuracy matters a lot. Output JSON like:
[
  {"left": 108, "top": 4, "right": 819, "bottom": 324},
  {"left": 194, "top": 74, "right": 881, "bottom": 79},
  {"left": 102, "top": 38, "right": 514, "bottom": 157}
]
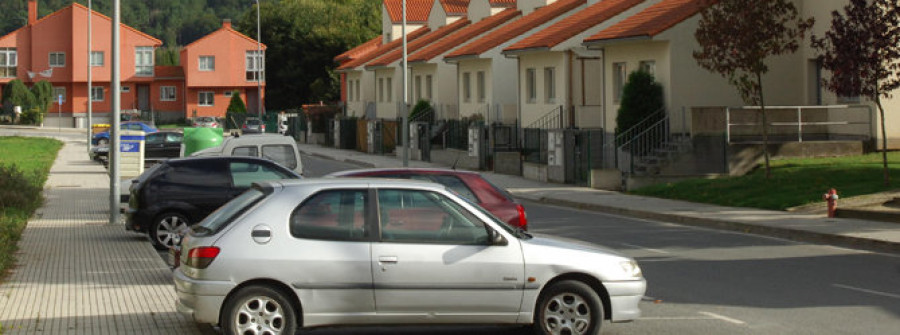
[{"left": 489, "top": 228, "right": 507, "bottom": 246}]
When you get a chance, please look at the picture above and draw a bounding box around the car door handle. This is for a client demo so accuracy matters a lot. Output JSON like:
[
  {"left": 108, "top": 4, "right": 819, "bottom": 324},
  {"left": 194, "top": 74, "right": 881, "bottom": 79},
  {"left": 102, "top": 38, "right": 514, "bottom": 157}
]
[{"left": 378, "top": 256, "right": 398, "bottom": 264}]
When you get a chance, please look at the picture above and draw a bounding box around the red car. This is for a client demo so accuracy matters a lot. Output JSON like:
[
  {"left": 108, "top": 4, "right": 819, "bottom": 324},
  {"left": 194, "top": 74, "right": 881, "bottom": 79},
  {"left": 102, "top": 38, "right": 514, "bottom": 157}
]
[{"left": 328, "top": 168, "right": 527, "bottom": 229}]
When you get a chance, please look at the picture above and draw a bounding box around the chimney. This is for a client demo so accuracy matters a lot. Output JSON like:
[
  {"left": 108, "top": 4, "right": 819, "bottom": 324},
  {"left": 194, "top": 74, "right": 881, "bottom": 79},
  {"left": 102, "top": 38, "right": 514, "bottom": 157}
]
[
  {"left": 222, "top": 19, "right": 232, "bottom": 29},
  {"left": 28, "top": 0, "right": 38, "bottom": 25}
]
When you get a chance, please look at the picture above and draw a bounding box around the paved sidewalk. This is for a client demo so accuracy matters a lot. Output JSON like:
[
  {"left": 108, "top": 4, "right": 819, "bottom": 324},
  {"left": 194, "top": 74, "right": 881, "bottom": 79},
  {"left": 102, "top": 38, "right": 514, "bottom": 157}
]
[
  {"left": 0, "top": 136, "right": 206, "bottom": 334},
  {"left": 297, "top": 143, "right": 900, "bottom": 254}
]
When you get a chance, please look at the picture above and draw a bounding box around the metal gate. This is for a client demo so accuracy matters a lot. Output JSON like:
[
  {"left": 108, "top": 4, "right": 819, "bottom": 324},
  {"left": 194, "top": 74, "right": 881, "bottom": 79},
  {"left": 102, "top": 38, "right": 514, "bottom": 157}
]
[
  {"left": 565, "top": 129, "right": 604, "bottom": 186},
  {"left": 417, "top": 122, "right": 431, "bottom": 161}
]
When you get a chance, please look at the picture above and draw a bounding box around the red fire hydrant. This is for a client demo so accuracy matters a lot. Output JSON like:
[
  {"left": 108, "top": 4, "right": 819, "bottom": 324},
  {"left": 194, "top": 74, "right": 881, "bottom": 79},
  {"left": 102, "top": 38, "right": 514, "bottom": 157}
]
[{"left": 823, "top": 188, "right": 839, "bottom": 218}]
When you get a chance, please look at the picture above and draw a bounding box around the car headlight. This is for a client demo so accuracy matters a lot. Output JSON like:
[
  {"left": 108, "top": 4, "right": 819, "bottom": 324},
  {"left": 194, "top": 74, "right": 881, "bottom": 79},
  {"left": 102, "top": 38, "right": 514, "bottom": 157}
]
[{"left": 620, "top": 260, "right": 643, "bottom": 278}]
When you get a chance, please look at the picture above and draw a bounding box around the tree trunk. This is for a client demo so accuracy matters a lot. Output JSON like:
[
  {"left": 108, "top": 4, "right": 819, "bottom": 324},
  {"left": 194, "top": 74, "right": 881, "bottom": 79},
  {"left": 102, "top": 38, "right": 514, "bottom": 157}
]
[
  {"left": 757, "top": 72, "right": 771, "bottom": 179},
  {"left": 876, "top": 95, "right": 890, "bottom": 186}
]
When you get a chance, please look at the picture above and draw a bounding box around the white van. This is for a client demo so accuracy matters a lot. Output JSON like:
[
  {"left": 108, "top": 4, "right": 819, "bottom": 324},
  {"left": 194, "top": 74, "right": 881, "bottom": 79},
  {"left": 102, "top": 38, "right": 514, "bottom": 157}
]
[{"left": 191, "top": 134, "right": 303, "bottom": 175}]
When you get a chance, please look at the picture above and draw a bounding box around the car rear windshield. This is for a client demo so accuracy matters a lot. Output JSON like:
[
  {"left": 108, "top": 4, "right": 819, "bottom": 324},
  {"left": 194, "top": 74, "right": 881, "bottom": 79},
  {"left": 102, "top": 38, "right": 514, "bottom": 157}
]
[{"left": 193, "top": 187, "right": 268, "bottom": 235}]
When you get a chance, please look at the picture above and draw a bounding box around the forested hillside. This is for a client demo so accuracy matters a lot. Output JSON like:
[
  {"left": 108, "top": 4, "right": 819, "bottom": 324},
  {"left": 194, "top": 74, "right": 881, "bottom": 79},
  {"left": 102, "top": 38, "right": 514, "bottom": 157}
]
[{"left": 0, "top": 0, "right": 381, "bottom": 109}]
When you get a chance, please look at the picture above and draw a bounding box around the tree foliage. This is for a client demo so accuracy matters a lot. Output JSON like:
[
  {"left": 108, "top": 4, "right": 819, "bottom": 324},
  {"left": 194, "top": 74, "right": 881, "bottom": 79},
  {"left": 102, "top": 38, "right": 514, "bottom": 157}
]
[
  {"left": 226, "top": 91, "right": 248, "bottom": 115},
  {"left": 811, "top": 0, "right": 900, "bottom": 186},
  {"left": 616, "top": 70, "right": 664, "bottom": 134},
  {"left": 30, "top": 80, "right": 53, "bottom": 116},
  {"left": 1, "top": 79, "right": 35, "bottom": 111},
  {"left": 693, "top": 0, "right": 813, "bottom": 178}
]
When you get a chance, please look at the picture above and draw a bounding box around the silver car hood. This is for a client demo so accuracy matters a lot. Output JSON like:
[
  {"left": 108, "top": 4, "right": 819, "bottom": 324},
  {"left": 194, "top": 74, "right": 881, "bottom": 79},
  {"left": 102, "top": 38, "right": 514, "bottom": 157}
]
[{"left": 521, "top": 233, "right": 627, "bottom": 258}]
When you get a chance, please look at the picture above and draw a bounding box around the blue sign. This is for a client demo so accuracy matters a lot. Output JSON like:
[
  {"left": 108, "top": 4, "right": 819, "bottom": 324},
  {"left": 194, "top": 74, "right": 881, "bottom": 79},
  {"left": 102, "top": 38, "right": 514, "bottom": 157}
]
[
  {"left": 120, "top": 142, "right": 139, "bottom": 153},
  {"left": 58, "top": 94, "right": 63, "bottom": 105}
]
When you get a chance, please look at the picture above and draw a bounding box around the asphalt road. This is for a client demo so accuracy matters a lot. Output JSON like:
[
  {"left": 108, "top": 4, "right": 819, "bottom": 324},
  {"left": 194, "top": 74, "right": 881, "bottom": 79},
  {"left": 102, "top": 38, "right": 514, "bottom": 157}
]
[{"left": 300, "top": 153, "right": 900, "bottom": 335}]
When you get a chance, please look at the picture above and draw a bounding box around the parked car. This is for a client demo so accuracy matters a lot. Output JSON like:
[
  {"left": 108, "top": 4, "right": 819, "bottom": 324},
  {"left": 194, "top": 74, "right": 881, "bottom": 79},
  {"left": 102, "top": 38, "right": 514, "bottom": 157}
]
[
  {"left": 191, "top": 134, "right": 303, "bottom": 175},
  {"left": 328, "top": 168, "right": 527, "bottom": 228},
  {"left": 191, "top": 116, "right": 220, "bottom": 128},
  {"left": 124, "top": 156, "right": 301, "bottom": 250},
  {"left": 173, "top": 178, "right": 645, "bottom": 335},
  {"left": 241, "top": 117, "right": 265, "bottom": 134},
  {"left": 91, "top": 131, "right": 183, "bottom": 162},
  {"left": 91, "top": 121, "right": 157, "bottom": 146}
]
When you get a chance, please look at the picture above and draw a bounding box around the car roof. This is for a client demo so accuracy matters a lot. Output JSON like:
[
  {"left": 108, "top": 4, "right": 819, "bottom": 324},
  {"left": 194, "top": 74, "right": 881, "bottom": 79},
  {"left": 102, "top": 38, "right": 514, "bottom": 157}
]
[
  {"left": 165, "top": 155, "right": 279, "bottom": 166},
  {"left": 328, "top": 167, "right": 480, "bottom": 177},
  {"left": 260, "top": 177, "right": 445, "bottom": 190},
  {"left": 221, "top": 134, "right": 295, "bottom": 145}
]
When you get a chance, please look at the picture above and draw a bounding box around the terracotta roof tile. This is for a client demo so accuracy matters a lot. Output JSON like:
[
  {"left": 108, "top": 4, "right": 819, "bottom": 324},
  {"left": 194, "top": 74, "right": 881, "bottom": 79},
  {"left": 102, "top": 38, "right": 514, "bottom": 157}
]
[
  {"left": 410, "top": 8, "right": 519, "bottom": 63},
  {"left": 368, "top": 19, "right": 471, "bottom": 67},
  {"left": 334, "top": 35, "right": 383, "bottom": 63},
  {"left": 337, "top": 26, "right": 432, "bottom": 71},
  {"left": 490, "top": 0, "right": 517, "bottom": 8},
  {"left": 384, "top": 0, "right": 433, "bottom": 23},
  {"left": 440, "top": 0, "right": 471, "bottom": 15},
  {"left": 585, "top": 0, "right": 707, "bottom": 43},
  {"left": 506, "top": 0, "right": 643, "bottom": 52},
  {"left": 154, "top": 66, "right": 184, "bottom": 79},
  {"left": 445, "top": 0, "right": 584, "bottom": 60}
]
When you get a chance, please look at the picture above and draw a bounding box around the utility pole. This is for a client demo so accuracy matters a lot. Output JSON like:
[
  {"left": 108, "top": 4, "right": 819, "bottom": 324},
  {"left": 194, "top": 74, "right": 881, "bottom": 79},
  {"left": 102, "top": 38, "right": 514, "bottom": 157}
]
[
  {"left": 401, "top": 0, "right": 409, "bottom": 167},
  {"left": 87, "top": 0, "right": 92, "bottom": 155},
  {"left": 256, "top": 0, "right": 263, "bottom": 119},
  {"left": 109, "top": 0, "right": 121, "bottom": 225}
]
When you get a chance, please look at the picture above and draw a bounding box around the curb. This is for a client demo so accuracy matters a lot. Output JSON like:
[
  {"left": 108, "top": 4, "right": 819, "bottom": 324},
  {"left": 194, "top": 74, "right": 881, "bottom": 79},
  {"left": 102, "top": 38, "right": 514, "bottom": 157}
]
[
  {"left": 529, "top": 196, "right": 900, "bottom": 255},
  {"left": 298, "top": 150, "right": 376, "bottom": 168}
]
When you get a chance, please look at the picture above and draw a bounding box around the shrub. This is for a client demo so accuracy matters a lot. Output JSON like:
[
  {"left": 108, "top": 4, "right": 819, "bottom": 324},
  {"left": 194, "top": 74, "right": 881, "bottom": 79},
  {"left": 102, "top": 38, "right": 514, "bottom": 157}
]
[
  {"left": 409, "top": 100, "right": 434, "bottom": 122},
  {"left": 19, "top": 107, "right": 44, "bottom": 125},
  {"left": 0, "top": 164, "right": 42, "bottom": 212},
  {"left": 0, "top": 79, "right": 35, "bottom": 112},
  {"left": 226, "top": 91, "right": 247, "bottom": 114},
  {"left": 615, "top": 70, "right": 664, "bottom": 134}
]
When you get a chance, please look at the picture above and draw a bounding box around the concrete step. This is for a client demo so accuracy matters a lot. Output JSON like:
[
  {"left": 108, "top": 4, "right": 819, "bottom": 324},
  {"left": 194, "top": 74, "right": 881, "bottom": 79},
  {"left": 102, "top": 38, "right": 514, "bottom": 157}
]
[{"left": 836, "top": 205, "right": 900, "bottom": 223}]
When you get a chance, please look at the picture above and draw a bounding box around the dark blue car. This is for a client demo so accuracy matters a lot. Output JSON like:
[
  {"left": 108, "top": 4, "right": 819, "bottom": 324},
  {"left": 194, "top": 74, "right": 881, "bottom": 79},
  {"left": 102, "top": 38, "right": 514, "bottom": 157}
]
[{"left": 92, "top": 121, "right": 157, "bottom": 145}]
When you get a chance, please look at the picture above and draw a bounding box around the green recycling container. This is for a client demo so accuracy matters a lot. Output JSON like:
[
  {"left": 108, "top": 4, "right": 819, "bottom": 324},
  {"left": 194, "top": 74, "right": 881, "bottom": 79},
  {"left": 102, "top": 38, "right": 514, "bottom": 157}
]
[{"left": 182, "top": 127, "right": 224, "bottom": 157}]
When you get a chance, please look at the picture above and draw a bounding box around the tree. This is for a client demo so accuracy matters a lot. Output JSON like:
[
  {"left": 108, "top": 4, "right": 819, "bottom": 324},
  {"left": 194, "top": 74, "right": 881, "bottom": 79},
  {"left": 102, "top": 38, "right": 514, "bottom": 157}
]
[
  {"left": 616, "top": 70, "right": 664, "bottom": 135},
  {"left": 693, "top": 0, "right": 814, "bottom": 179},
  {"left": 226, "top": 91, "right": 248, "bottom": 115},
  {"left": 1, "top": 79, "right": 36, "bottom": 111},
  {"left": 811, "top": 0, "right": 900, "bottom": 186},
  {"left": 30, "top": 80, "right": 53, "bottom": 116}
]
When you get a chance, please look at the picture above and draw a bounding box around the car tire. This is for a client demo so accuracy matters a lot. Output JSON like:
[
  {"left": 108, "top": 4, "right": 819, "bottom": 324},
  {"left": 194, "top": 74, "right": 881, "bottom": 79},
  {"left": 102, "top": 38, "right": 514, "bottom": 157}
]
[
  {"left": 97, "top": 138, "right": 108, "bottom": 145},
  {"left": 221, "top": 286, "right": 298, "bottom": 335},
  {"left": 149, "top": 212, "right": 190, "bottom": 251},
  {"left": 533, "top": 280, "right": 604, "bottom": 335}
]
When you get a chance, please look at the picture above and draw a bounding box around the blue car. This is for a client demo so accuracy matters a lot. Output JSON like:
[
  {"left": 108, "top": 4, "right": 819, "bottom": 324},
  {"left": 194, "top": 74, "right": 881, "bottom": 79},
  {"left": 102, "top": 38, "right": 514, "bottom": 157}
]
[{"left": 92, "top": 121, "right": 158, "bottom": 145}]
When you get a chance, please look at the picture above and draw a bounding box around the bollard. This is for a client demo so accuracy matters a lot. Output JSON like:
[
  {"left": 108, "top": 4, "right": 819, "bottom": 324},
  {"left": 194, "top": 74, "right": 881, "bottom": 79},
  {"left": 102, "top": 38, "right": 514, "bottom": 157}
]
[{"left": 823, "top": 188, "right": 839, "bottom": 218}]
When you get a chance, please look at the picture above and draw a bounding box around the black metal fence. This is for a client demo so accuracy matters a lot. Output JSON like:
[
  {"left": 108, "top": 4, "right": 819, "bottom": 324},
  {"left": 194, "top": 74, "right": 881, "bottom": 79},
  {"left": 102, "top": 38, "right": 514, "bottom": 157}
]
[
  {"left": 445, "top": 119, "right": 470, "bottom": 151},
  {"left": 523, "top": 128, "right": 547, "bottom": 164}
]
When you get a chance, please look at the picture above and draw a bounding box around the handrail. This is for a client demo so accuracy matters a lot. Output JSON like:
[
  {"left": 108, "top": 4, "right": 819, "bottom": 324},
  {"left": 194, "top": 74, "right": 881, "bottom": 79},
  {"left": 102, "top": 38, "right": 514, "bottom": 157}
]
[
  {"left": 525, "top": 105, "right": 564, "bottom": 129},
  {"left": 613, "top": 107, "right": 665, "bottom": 147},
  {"left": 616, "top": 112, "right": 670, "bottom": 174}
]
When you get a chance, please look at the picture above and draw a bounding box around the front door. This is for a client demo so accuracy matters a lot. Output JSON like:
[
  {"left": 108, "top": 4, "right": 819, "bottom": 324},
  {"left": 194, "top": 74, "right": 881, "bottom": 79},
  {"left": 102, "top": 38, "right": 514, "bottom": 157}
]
[
  {"left": 137, "top": 85, "right": 150, "bottom": 112},
  {"left": 371, "top": 188, "right": 524, "bottom": 323}
]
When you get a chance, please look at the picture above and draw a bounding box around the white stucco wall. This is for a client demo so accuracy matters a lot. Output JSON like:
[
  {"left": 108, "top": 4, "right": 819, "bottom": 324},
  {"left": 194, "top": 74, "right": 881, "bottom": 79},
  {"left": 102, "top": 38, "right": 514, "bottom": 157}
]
[
  {"left": 467, "top": 0, "right": 492, "bottom": 22},
  {"left": 518, "top": 52, "right": 568, "bottom": 128},
  {"left": 374, "top": 67, "right": 405, "bottom": 119},
  {"left": 344, "top": 70, "right": 376, "bottom": 118},
  {"left": 518, "top": 0, "right": 557, "bottom": 15}
]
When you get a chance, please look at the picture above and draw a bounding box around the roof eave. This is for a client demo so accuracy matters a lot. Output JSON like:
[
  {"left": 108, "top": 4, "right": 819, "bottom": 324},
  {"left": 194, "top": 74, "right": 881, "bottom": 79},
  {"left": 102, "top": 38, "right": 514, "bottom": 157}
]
[
  {"left": 584, "top": 35, "right": 651, "bottom": 48},
  {"left": 502, "top": 46, "right": 551, "bottom": 58},
  {"left": 443, "top": 54, "right": 479, "bottom": 63}
]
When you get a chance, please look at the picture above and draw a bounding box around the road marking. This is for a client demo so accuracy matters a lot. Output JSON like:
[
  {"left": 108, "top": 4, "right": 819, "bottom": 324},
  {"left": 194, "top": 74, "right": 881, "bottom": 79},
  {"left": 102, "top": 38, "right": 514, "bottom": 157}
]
[
  {"left": 833, "top": 284, "right": 900, "bottom": 299},
  {"left": 621, "top": 242, "right": 670, "bottom": 254},
  {"left": 698, "top": 311, "right": 746, "bottom": 325}
]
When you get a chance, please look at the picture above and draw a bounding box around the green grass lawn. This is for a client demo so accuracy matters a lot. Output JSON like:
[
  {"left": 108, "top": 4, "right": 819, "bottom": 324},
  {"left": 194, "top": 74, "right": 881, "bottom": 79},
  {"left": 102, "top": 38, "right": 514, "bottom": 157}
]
[
  {"left": 631, "top": 152, "right": 900, "bottom": 210},
  {"left": 0, "top": 136, "right": 62, "bottom": 281}
]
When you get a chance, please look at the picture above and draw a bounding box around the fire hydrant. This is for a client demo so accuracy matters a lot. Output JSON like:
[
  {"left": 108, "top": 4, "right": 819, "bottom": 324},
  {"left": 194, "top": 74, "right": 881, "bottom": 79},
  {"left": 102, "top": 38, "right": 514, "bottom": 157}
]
[{"left": 823, "top": 188, "right": 839, "bottom": 218}]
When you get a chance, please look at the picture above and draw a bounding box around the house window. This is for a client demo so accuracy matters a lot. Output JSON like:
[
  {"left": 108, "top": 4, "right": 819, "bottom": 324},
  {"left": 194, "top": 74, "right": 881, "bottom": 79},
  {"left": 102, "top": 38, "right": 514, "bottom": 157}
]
[
  {"left": 91, "top": 86, "right": 104, "bottom": 102},
  {"left": 160, "top": 86, "right": 176, "bottom": 101},
  {"left": 526, "top": 68, "right": 536, "bottom": 104},
  {"left": 135, "top": 47, "right": 154, "bottom": 76},
  {"left": 246, "top": 50, "right": 265, "bottom": 81},
  {"left": 544, "top": 67, "right": 556, "bottom": 104},
  {"left": 386, "top": 77, "right": 393, "bottom": 102},
  {"left": 415, "top": 75, "right": 422, "bottom": 102},
  {"left": 425, "top": 75, "right": 433, "bottom": 100},
  {"left": 613, "top": 62, "right": 627, "bottom": 103},
  {"left": 121, "top": 86, "right": 131, "bottom": 93},
  {"left": 347, "top": 80, "right": 354, "bottom": 101},
  {"left": 53, "top": 87, "right": 66, "bottom": 103},
  {"left": 463, "top": 72, "right": 471, "bottom": 103},
  {"left": 90, "top": 51, "right": 104, "bottom": 67},
  {"left": 199, "top": 56, "right": 215, "bottom": 71},
  {"left": 476, "top": 71, "right": 486, "bottom": 103},
  {"left": 199, "top": 91, "right": 214, "bottom": 106},
  {"left": 355, "top": 80, "right": 361, "bottom": 101},
  {"left": 639, "top": 60, "right": 656, "bottom": 75},
  {"left": 378, "top": 78, "right": 384, "bottom": 102},
  {"left": 0, "top": 48, "right": 16, "bottom": 78},
  {"left": 225, "top": 91, "right": 235, "bottom": 97},
  {"left": 49, "top": 52, "right": 66, "bottom": 67}
]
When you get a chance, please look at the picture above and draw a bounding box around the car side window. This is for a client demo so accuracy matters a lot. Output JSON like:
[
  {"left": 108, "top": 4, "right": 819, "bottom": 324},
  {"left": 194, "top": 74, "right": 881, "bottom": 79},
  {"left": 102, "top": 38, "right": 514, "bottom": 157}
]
[
  {"left": 232, "top": 146, "right": 258, "bottom": 157},
  {"left": 229, "top": 162, "right": 293, "bottom": 188},
  {"left": 290, "top": 189, "right": 369, "bottom": 241},
  {"left": 166, "top": 133, "right": 183, "bottom": 143},
  {"left": 261, "top": 144, "right": 297, "bottom": 169},
  {"left": 145, "top": 133, "right": 163, "bottom": 145},
  {"left": 407, "top": 175, "right": 478, "bottom": 202},
  {"left": 165, "top": 162, "right": 229, "bottom": 187},
  {"left": 377, "top": 189, "right": 489, "bottom": 245}
]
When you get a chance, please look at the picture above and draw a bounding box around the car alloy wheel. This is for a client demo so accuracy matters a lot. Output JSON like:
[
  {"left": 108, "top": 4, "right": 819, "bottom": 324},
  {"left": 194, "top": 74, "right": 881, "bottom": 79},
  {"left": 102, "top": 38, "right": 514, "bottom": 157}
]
[
  {"left": 222, "top": 286, "right": 297, "bottom": 335},
  {"left": 535, "top": 280, "right": 603, "bottom": 335},
  {"left": 150, "top": 212, "right": 189, "bottom": 251}
]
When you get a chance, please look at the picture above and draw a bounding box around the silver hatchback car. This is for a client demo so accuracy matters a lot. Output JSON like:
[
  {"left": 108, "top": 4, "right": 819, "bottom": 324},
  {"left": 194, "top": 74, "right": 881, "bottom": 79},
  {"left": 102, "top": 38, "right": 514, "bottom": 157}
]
[{"left": 174, "top": 179, "right": 645, "bottom": 335}]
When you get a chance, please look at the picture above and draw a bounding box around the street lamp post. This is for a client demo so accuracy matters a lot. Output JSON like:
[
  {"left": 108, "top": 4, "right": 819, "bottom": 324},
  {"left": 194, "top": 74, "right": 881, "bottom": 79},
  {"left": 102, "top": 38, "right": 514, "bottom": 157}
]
[
  {"left": 255, "top": 0, "right": 263, "bottom": 120},
  {"left": 87, "top": 0, "right": 92, "bottom": 154},
  {"left": 401, "top": 0, "right": 409, "bottom": 167},
  {"left": 110, "top": 0, "right": 121, "bottom": 225}
]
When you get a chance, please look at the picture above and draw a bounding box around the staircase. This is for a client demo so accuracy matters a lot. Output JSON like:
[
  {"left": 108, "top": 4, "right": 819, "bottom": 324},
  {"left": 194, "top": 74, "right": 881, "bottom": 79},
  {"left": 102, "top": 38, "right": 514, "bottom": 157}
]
[{"left": 615, "top": 109, "right": 692, "bottom": 178}]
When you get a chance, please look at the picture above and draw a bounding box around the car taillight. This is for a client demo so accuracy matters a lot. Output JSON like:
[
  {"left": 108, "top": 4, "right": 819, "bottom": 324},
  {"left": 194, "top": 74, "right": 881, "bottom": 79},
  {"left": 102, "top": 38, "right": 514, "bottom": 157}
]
[
  {"left": 516, "top": 204, "right": 527, "bottom": 230},
  {"left": 185, "top": 246, "right": 220, "bottom": 269}
]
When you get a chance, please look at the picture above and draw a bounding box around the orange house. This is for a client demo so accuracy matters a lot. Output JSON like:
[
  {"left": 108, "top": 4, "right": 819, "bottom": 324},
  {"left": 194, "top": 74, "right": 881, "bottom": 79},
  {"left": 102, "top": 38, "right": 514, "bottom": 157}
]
[
  {"left": 180, "top": 20, "right": 266, "bottom": 118},
  {"left": 0, "top": 1, "right": 265, "bottom": 123}
]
